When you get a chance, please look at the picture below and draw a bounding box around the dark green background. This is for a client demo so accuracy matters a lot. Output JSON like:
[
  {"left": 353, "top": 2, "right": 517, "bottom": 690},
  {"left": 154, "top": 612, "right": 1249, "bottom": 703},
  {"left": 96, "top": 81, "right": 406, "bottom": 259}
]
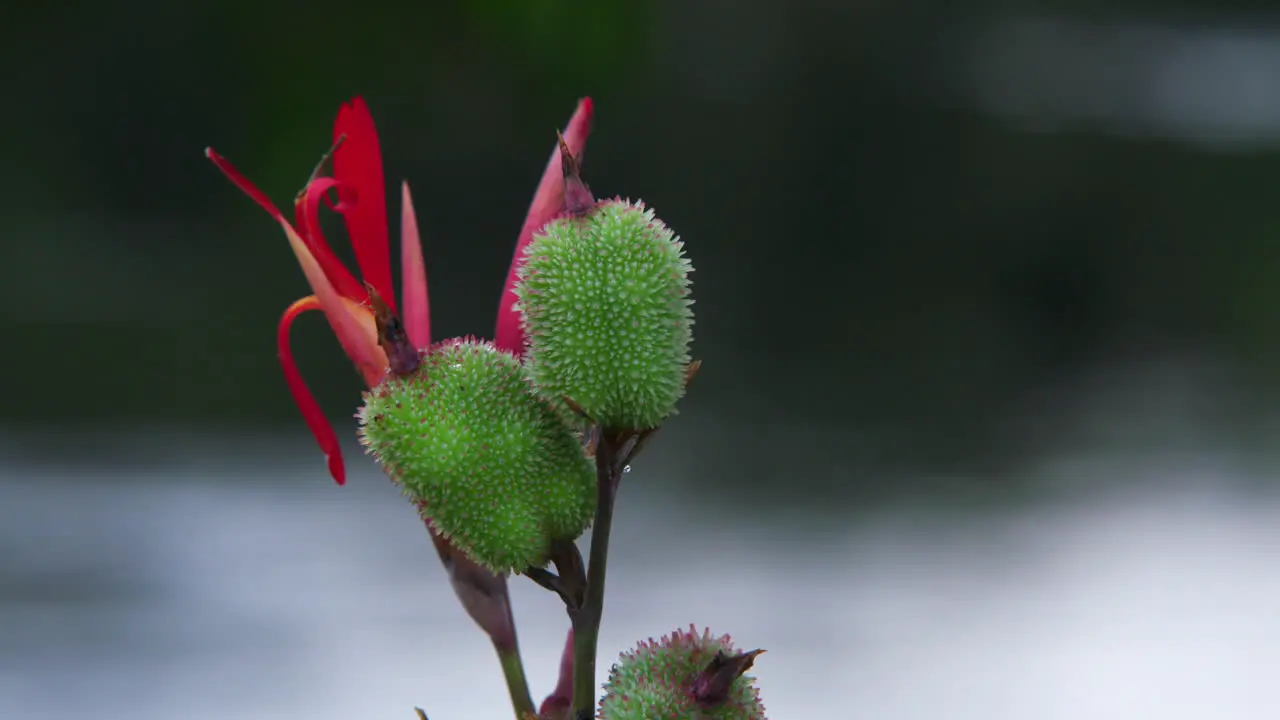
[{"left": 7, "top": 1, "right": 1280, "bottom": 498}]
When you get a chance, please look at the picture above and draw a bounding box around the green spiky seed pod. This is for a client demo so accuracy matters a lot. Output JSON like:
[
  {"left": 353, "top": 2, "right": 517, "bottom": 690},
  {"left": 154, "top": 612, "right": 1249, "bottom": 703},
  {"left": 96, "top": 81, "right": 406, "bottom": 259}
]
[
  {"left": 600, "top": 625, "right": 767, "bottom": 720},
  {"left": 357, "top": 338, "right": 595, "bottom": 574},
  {"left": 516, "top": 199, "right": 694, "bottom": 431}
]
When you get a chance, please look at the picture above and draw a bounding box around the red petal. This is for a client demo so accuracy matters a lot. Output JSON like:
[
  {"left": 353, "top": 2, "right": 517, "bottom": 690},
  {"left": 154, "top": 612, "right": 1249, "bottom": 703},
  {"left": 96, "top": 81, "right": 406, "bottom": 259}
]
[
  {"left": 278, "top": 296, "right": 347, "bottom": 485},
  {"left": 206, "top": 148, "right": 286, "bottom": 223},
  {"left": 295, "top": 177, "right": 368, "bottom": 302},
  {"left": 280, "top": 219, "right": 388, "bottom": 387},
  {"left": 400, "top": 181, "right": 431, "bottom": 349},
  {"left": 209, "top": 147, "right": 367, "bottom": 304},
  {"left": 493, "top": 98, "right": 594, "bottom": 355},
  {"left": 332, "top": 98, "right": 395, "bottom": 310}
]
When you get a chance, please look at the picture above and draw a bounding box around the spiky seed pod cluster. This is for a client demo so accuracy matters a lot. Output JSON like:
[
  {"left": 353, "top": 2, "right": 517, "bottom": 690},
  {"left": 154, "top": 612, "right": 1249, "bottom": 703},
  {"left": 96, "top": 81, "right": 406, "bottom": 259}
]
[
  {"left": 599, "top": 625, "right": 767, "bottom": 720},
  {"left": 516, "top": 198, "right": 694, "bottom": 431},
  {"left": 357, "top": 338, "right": 595, "bottom": 574}
]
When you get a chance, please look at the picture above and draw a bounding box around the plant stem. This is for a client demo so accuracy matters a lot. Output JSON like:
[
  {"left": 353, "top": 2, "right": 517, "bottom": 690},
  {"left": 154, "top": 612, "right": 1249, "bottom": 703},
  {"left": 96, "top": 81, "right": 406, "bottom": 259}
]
[
  {"left": 571, "top": 433, "right": 623, "bottom": 718},
  {"left": 426, "top": 518, "right": 534, "bottom": 718},
  {"left": 497, "top": 643, "right": 537, "bottom": 718}
]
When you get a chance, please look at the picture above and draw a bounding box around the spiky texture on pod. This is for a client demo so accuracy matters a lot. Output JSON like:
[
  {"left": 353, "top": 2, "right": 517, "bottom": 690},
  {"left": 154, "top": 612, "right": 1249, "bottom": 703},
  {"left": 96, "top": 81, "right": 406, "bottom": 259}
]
[
  {"left": 599, "top": 626, "right": 767, "bottom": 720},
  {"left": 516, "top": 199, "right": 694, "bottom": 431},
  {"left": 357, "top": 338, "right": 595, "bottom": 574}
]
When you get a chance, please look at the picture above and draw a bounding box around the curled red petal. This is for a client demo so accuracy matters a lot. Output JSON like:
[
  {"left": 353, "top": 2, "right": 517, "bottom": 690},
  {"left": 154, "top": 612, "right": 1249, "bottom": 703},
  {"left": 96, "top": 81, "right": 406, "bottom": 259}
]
[
  {"left": 278, "top": 296, "right": 347, "bottom": 485},
  {"left": 333, "top": 97, "right": 395, "bottom": 310},
  {"left": 400, "top": 181, "right": 430, "bottom": 349},
  {"left": 493, "top": 97, "right": 594, "bottom": 355},
  {"left": 295, "top": 177, "right": 368, "bottom": 302}
]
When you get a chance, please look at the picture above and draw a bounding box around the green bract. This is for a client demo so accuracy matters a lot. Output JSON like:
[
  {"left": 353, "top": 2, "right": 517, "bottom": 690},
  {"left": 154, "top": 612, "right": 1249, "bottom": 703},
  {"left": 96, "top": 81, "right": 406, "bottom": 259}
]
[
  {"left": 600, "top": 626, "right": 767, "bottom": 720},
  {"left": 515, "top": 199, "right": 694, "bottom": 431},
  {"left": 357, "top": 339, "right": 595, "bottom": 574}
]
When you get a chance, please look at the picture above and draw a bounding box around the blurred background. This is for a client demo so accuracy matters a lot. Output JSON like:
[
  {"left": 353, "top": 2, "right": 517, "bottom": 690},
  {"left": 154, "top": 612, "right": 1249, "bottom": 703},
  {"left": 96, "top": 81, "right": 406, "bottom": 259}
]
[{"left": 3, "top": 1, "right": 1279, "bottom": 718}]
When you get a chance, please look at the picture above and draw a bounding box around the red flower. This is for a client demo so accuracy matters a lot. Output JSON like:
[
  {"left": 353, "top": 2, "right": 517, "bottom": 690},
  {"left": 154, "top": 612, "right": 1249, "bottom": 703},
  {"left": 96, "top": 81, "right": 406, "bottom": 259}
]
[{"left": 207, "top": 97, "right": 593, "bottom": 485}]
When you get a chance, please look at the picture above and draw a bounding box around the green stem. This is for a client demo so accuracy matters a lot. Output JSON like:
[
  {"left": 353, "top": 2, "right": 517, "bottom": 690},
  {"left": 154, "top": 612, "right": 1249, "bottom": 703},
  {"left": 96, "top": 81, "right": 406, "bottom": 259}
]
[
  {"left": 497, "top": 643, "right": 536, "bottom": 718},
  {"left": 571, "top": 434, "right": 622, "bottom": 718}
]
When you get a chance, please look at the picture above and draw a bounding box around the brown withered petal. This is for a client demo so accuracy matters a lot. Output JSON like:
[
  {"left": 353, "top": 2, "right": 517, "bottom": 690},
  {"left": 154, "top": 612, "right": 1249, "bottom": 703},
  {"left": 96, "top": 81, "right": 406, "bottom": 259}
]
[
  {"left": 691, "top": 648, "right": 767, "bottom": 708},
  {"left": 366, "top": 282, "right": 420, "bottom": 377},
  {"left": 557, "top": 130, "right": 595, "bottom": 217}
]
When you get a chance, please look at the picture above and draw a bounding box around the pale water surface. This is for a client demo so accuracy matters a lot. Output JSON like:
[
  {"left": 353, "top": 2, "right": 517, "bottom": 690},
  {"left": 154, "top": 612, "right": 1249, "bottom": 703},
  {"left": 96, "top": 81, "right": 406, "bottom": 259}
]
[{"left": 1, "top": 439, "right": 1278, "bottom": 719}]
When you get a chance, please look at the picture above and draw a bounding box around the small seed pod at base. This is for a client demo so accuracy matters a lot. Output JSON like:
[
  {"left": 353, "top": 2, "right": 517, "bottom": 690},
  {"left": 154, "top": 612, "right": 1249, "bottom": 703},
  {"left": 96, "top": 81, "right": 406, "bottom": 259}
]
[
  {"left": 357, "top": 338, "right": 595, "bottom": 574},
  {"left": 515, "top": 199, "right": 694, "bottom": 431},
  {"left": 599, "top": 625, "right": 767, "bottom": 720}
]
